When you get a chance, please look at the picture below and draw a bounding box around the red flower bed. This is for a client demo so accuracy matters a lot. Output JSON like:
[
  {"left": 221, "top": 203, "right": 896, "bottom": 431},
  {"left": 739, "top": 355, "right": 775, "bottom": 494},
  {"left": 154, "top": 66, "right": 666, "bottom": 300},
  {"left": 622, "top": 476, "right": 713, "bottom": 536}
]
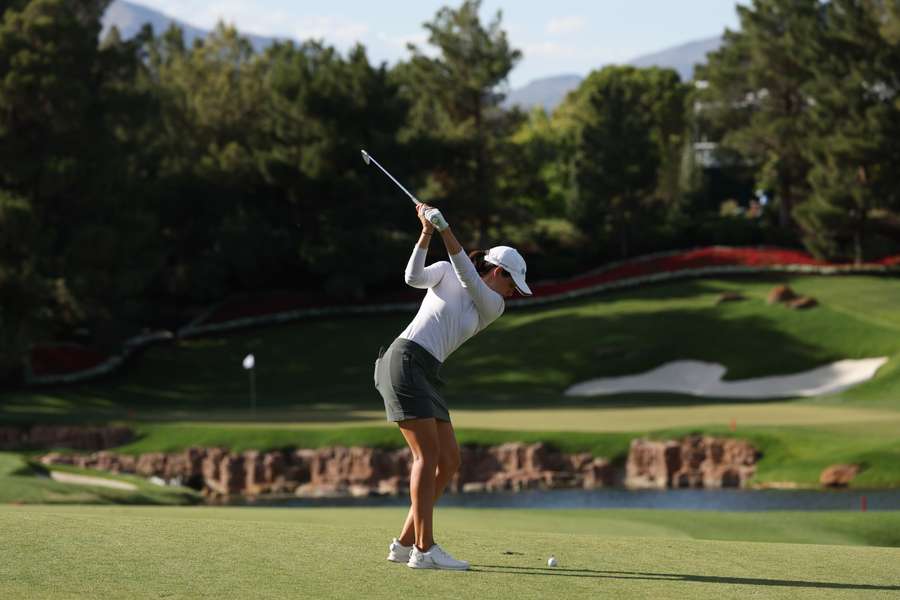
[
  {"left": 205, "top": 247, "right": 897, "bottom": 322},
  {"left": 29, "top": 344, "right": 108, "bottom": 377},
  {"left": 529, "top": 247, "right": 830, "bottom": 297}
]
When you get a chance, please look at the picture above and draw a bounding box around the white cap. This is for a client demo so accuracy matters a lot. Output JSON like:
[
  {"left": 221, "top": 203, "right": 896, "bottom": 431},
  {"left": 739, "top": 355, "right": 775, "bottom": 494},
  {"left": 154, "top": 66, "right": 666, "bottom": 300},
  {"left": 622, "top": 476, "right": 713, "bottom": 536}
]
[{"left": 484, "top": 246, "right": 532, "bottom": 296}]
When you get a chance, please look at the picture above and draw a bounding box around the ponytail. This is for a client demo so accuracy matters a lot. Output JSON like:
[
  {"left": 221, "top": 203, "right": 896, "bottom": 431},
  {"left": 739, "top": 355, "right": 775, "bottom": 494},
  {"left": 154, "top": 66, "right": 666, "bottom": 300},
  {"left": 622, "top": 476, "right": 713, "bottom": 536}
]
[{"left": 468, "top": 249, "right": 493, "bottom": 276}]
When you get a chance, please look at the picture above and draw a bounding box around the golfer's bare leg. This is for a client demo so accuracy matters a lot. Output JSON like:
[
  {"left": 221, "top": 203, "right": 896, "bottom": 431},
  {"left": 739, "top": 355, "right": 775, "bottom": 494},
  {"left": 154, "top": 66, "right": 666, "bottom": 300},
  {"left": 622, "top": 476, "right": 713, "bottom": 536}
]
[
  {"left": 398, "top": 418, "right": 440, "bottom": 551},
  {"left": 397, "top": 420, "right": 461, "bottom": 546}
]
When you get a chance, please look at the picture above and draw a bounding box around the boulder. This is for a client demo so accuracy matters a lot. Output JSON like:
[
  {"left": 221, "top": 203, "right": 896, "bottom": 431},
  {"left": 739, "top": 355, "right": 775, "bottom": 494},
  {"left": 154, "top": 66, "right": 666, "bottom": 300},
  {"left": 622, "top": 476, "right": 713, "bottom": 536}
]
[
  {"left": 767, "top": 285, "right": 797, "bottom": 304},
  {"left": 788, "top": 296, "right": 818, "bottom": 310},
  {"left": 626, "top": 439, "right": 681, "bottom": 489},
  {"left": 243, "top": 451, "right": 265, "bottom": 496},
  {"left": 628, "top": 436, "right": 758, "bottom": 489},
  {"left": 820, "top": 464, "right": 860, "bottom": 487},
  {"left": 40, "top": 452, "right": 74, "bottom": 466},
  {"left": 493, "top": 443, "right": 527, "bottom": 472},
  {"left": 581, "top": 458, "right": 614, "bottom": 488},
  {"left": 378, "top": 475, "right": 409, "bottom": 496},
  {"left": 201, "top": 448, "right": 228, "bottom": 494},
  {"left": 219, "top": 454, "right": 245, "bottom": 495},
  {"left": 455, "top": 445, "right": 501, "bottom": 490},
  {"left": 288, "top": 449, "right": 316, "bottom": 485},
  {"left": 525, "top": 443, "right": 568, "bottom": 472},
  {"left": 262, "top": 451, "right": 288, "bottom": 493},
  {"left": 136, "top": 452, "right": 168, "bottom": 477}
]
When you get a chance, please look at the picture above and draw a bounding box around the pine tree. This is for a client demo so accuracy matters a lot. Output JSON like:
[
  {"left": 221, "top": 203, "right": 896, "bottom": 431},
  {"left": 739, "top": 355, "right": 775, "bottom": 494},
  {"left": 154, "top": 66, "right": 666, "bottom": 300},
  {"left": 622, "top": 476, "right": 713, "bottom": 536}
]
[
  {"left": 396, "top": 0, "right": 522, "bottom": 246},
  {"left": 696, "top": 0, "right": 822, "bottom": 228},
  {"left": 796, "top": 0, "right": 900, "bottom": 262},
  {"left": 564, "top": 66, "right": 688, "bottom": 258}
]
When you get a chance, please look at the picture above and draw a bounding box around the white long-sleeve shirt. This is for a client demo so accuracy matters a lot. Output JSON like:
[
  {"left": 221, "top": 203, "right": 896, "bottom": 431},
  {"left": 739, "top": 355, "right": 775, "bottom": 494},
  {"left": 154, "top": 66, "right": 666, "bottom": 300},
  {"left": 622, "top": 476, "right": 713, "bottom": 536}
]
[{"left": 398, "top": 246, "right": 505, "bottom": 363}]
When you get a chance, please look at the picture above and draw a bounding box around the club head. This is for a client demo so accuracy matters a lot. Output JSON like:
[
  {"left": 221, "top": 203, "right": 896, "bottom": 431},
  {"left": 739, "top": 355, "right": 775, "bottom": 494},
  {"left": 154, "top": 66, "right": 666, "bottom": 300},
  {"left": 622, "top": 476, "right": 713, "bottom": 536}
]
[{"left": 361, "top": 149, "right": 371, "bottom": 165}]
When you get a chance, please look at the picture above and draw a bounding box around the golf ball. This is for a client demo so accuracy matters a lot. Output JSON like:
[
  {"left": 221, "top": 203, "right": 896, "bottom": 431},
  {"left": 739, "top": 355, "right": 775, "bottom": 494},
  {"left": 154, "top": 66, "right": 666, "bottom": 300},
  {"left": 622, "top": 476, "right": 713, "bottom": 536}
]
[{"left": 547, "top": 556, "right": 558, "bottom": 567}]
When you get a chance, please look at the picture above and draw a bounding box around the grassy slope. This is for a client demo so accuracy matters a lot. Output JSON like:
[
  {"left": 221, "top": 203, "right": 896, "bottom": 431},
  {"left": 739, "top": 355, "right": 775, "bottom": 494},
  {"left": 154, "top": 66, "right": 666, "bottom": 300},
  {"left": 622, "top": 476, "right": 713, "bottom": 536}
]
[
  {"left": 2, "top": 506, "right": 899, "bottom": 600},
  {"left": 3, "top": 275, "right": 900, "bottom": 419},
  {"left": 0, "top": 452, "right": 200, "bottom": 505},
  {"left": 3, "top": 275, "right": 900, "bottom": 497}
]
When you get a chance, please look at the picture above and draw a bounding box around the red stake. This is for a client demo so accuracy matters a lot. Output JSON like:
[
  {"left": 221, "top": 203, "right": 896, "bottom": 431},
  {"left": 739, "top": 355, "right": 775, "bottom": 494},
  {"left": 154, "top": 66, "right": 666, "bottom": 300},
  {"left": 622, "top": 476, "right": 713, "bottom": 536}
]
[{"left": 861, "top": 495, "right": 868, "bottom": 512}]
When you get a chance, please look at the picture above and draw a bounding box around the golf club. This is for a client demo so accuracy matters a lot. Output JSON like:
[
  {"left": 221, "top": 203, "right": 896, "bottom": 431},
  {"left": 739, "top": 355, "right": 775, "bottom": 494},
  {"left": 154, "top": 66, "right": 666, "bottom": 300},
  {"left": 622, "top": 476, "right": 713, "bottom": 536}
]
[{"left": 360, "top": 149, "right": 421, "bottom": 206}]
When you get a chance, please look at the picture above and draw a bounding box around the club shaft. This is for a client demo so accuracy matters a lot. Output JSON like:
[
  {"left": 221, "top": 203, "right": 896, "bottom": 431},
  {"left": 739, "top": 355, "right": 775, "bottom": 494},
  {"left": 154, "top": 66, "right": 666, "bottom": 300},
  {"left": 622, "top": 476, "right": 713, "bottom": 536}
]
[{"left": 366, "top": 155, "right": 421, "bottom": 205}]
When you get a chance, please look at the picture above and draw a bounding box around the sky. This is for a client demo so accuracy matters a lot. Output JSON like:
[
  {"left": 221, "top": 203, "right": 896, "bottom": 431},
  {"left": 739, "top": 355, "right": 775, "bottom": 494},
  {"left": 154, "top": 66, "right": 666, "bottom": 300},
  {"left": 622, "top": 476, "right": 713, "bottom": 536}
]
[{"left": 130, "top": 1, "right": 746, "bottom": 87}]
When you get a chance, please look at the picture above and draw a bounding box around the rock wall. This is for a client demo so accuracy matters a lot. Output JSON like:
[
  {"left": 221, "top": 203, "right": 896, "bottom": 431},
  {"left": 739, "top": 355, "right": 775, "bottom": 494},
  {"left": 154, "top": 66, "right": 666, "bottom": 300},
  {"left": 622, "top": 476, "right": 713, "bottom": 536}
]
[
  {"left": 35, "top": 433, "right": 760, "bottom": 497},
  {"left": 626, "top": 435, "right": 759, "bottom": 489},
  {"left": 40, "top": 442, "right": 615, "bottom": 499}
]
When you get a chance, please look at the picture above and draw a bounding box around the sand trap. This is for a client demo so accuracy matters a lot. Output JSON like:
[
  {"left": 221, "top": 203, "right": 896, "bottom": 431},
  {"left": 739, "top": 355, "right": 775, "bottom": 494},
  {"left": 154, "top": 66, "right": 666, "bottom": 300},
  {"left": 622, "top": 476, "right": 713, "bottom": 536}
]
[
  {"left": 565, "top": 358, "right": 888, "bottom": 399},
  {"left": 49, "top": 471, "right": 138, "bottom": 491}
]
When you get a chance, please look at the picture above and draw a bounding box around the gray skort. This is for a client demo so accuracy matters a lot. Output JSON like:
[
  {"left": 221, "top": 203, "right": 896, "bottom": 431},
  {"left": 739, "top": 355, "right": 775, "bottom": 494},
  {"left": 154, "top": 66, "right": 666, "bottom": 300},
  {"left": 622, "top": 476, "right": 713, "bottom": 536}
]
[{"left": 374, "top": 338, "right": 450, "bottom": 422}]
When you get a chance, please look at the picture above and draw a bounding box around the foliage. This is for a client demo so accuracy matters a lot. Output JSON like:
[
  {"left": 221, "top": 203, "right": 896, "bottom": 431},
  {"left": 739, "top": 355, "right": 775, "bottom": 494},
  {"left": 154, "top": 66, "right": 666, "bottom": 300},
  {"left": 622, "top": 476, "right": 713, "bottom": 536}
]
[
  {"left": 795, "top": 0, "right": 900, "bottom": 262},
  {"left": 559, "top": 66, "right": 690, "bottom": 258},
  {"left": 696, "top": 0, "right": 821, "bottom": 228},
  {"left": 396, "top": 0, "right": 522, "bottom": 247},
  {"left": 1, "top": 0, "right": 899, "bottom": 374}
]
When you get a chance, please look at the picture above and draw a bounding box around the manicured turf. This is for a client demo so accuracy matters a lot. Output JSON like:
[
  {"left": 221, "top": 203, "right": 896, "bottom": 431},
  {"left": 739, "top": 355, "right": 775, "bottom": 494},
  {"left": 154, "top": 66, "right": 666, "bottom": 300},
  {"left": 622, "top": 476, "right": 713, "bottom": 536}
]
[
  {"left": 2, "top": 506, "right": 899, "bottom": 599},
  {"left": 4, "top": 275, "right": 900, "bottom": 420},
  {"left": 4, "top": 275, "right": 900, "bottom": 500}
]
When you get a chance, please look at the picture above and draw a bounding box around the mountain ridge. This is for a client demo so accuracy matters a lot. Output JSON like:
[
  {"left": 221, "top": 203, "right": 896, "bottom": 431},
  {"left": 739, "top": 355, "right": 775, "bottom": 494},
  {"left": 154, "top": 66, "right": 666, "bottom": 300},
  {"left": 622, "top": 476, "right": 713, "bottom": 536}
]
[{"left": 103, "top": 1, "right": 724, "bottom": 112}]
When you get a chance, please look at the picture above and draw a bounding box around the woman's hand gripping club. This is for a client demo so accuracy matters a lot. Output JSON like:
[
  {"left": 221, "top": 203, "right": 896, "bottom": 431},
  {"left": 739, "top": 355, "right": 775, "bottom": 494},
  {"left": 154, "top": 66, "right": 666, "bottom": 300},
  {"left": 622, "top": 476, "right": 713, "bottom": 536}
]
[{"left": 418, "top": 204, "right": 449, "bottom": 231}]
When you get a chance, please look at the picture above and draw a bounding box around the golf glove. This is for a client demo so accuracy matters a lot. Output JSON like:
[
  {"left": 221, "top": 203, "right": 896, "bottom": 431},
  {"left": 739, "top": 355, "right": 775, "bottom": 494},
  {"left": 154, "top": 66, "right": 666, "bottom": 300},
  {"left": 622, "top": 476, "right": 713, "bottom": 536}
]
[{"left": 424, "top": 208, "right": 449, "bottom": 231}]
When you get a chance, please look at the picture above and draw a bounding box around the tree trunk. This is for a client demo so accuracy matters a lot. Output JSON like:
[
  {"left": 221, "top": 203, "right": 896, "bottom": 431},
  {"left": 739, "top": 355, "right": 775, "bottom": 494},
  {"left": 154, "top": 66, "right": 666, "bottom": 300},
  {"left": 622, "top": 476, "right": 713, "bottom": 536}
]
[
  {"left": 854, "top": 166, "right": 868, "bottom": 266},
  {"left": 777, "top": 170, "right": 793, "bottom": 228}
]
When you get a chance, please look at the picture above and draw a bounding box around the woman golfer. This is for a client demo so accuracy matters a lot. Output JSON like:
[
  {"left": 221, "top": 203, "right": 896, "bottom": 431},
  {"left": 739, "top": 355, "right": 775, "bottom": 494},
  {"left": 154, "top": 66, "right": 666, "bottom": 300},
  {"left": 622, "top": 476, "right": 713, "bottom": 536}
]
[{"left": 374, "top": 203, "right": 532, "bottom": 571}]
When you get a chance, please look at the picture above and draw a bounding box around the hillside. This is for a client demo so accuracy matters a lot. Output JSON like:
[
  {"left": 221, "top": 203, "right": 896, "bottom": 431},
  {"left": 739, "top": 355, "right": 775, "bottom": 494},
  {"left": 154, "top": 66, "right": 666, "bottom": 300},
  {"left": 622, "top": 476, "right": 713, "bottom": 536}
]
[
  {"left": 5, "top": 274, "right": 900, "bottom": 421},
  {"left": 628, "top": 35, "right": 723, "bottom": 81},
  {"left": 506, "top": 36, "right": 723, "bottom": 110},
  {"left": 102, "top": 0, "right": 278, "bottom": 51},
  {"left": 104, "top": 3, "right": 723, "bottom": 113}
]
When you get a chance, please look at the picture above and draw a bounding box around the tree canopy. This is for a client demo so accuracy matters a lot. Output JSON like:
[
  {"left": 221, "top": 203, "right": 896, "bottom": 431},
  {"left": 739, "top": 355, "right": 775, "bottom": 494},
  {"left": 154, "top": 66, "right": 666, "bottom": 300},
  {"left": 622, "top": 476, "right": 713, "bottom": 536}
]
[{"left": 0, "top": 0, "right": 898, "bottom": 381}]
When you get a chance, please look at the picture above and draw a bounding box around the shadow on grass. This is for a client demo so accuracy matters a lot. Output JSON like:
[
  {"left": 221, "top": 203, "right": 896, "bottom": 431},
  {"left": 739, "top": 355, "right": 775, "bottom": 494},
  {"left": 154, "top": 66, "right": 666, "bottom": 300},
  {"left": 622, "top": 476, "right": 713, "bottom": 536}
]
[
  {"left": 6, "top": 275, "right": 897, "bottom": 422},
  {"left": 443, "top": 290, "right": 900, "bottom": 411},
  {"left": 0, "top": 406, "right": 381, "bottom": 426},
  {"left": 470, "top": 565, "right": 900, "bottom": 591}
]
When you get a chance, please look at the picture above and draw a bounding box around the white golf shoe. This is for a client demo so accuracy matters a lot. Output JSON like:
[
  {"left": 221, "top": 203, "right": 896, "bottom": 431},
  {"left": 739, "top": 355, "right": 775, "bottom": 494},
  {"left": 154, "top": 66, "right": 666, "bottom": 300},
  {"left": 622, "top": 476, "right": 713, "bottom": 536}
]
[
  {"left": 387, "top": 538, "right": 413, "bottom": 563},
  {"left": 407, "top": 543, "right": 470, "bottom": 571}
]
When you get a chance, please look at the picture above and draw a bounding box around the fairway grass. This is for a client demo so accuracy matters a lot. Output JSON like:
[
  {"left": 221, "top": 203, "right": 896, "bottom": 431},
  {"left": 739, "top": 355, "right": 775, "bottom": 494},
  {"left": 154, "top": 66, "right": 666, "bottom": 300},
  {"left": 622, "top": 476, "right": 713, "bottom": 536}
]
[
  {"left": 2, "top": 506, "right": 899, "bottom": 599},
  {"left": 6, "top": 275, "right": 900, "bottom": 419}
]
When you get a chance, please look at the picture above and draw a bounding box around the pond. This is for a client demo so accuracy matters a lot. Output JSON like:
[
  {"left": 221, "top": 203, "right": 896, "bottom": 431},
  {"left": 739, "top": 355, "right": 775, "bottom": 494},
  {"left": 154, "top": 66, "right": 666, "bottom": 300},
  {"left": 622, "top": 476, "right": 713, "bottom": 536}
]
[{"left": 232, "top": 487, "right": 900, "bottom": 511}]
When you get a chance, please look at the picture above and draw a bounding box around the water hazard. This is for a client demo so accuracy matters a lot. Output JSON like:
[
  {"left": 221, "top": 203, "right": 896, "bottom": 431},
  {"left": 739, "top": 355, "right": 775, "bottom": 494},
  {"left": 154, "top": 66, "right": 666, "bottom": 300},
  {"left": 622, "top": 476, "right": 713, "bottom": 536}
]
[{"left": 235, "top": 487, "right": 900, "bottom": 511}]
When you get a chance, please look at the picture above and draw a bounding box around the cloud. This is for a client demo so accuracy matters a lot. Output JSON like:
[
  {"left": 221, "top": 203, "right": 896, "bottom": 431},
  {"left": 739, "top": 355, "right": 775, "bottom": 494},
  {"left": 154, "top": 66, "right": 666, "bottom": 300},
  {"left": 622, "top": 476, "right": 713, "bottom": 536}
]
[
  {"left": 522, "top": 41, "right": 579, "bottom": 59},
  {"left": 376, "top": 31, "right": 429, "bottom": 50},
  {"left": 291, "top": 16, "right": 369, "bottom": 44},
  {"left": 139, "top": 1, "right": 370, "bottom": 45},
  {"left": 545, "top": 16, "right": 586, "bottom": 35}
]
